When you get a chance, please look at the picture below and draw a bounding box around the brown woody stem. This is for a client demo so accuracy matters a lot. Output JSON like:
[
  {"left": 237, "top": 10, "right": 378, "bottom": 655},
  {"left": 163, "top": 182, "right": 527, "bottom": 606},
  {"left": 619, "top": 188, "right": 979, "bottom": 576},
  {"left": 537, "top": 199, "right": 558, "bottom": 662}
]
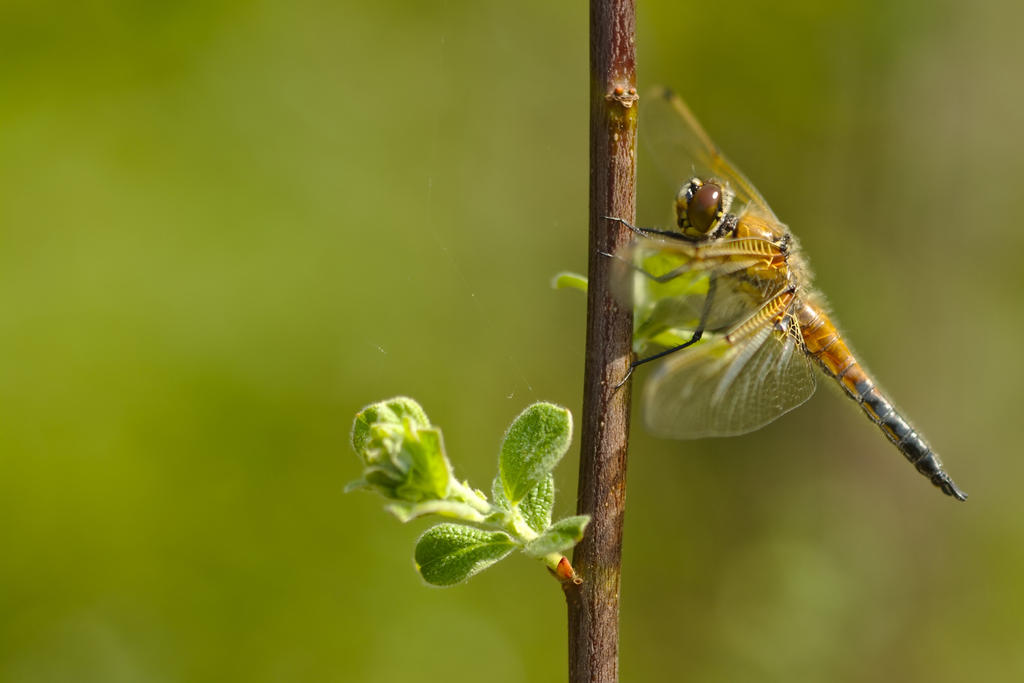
[{"left": 565, "top": 1, "right": 637, "bottom": 681}]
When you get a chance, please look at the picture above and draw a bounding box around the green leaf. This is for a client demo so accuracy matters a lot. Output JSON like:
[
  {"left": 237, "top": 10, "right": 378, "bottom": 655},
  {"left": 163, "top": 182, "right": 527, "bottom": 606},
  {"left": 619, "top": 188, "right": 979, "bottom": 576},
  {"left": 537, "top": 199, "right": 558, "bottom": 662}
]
[
  {"left": 523, "top": 515, "right": 590, "bottom": 558},
  {"left": 394, "top": 424, "right": 450, "bottom": 501},
  {"left": 552, "top": 271, "right": 588, "bottom": 292},
  {"left": 637, "top": 252, "right": 709, "bottom": 301},
  {"left": 415, "top": 524, "right": 517, "bottom": 586},
  {"left": 490, "top": 475, "right": 511, "bottom": 511},
  {"left": 351, "top": 397, "right": 430, "bottom": 460},
  {"left": 519, "top": 474, "right": 555, "bottom": 533},
  {"left": 343, "top": 478, "right": 369, "bottom": 494},
  {"left": 348, "top": 397, "right": 452, "bottom": 502},
  {"left": 385, "top": 500, "right": 486, "bottom": 523},
  {"left": 499, "top": 403, "right": 572, "bottom": 504},
  {"left": 482, "top": 509, "right": 512, "bottom": 527}
]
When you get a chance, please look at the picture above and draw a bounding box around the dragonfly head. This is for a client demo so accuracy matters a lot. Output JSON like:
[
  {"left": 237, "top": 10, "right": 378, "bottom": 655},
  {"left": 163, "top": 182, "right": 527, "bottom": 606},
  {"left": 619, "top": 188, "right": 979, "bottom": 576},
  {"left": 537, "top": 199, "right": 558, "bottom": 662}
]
[{"left": 675, "top": 178, "right": 733, "bottom": 240}]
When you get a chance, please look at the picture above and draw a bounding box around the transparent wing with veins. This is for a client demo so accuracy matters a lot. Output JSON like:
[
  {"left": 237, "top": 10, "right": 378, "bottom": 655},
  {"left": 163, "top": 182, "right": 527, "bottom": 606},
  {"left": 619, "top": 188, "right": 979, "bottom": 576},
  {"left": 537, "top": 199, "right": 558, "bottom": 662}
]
[
  {"left": 613, "top": 236, "right": 816, "bottom": 437},
  {"left": 613, "top": 232, "right": 792, "bottom": 350},
  {"left": 642, "top": 86, "right": 779, "bottom": 223},
  {"left": 641, "top": 299, "right": 816, "bottom": 439}
]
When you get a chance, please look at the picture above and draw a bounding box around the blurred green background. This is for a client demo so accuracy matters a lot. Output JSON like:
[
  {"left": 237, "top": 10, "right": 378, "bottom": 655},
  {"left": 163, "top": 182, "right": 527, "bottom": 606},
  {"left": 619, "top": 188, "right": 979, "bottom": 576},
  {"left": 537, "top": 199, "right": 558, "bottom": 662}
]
[{"left": 2, "top": 0, "right": 1022, "bottom": 681}]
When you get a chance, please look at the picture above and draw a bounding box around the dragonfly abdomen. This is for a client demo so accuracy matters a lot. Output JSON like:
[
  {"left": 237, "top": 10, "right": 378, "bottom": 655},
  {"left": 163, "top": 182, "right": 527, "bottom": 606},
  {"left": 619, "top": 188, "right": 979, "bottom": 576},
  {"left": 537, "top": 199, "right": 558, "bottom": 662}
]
[{"left": 796, "top": 301, "right": 966, "bottom": 500}]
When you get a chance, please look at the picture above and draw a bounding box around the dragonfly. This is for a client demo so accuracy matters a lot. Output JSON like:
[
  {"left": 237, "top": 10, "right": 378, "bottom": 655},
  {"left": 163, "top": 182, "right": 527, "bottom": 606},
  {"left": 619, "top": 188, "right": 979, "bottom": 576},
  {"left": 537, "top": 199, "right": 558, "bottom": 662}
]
[{"left": 612, "top": 87, "right": 966, "bottom": 501}]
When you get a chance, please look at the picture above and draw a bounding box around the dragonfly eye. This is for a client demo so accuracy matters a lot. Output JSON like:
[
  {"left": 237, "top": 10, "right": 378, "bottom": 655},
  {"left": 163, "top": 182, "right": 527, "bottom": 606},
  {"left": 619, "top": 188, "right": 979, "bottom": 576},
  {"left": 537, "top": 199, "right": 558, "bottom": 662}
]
[{"left": 684, "top": 181, "right": 723, "bottom": 235}]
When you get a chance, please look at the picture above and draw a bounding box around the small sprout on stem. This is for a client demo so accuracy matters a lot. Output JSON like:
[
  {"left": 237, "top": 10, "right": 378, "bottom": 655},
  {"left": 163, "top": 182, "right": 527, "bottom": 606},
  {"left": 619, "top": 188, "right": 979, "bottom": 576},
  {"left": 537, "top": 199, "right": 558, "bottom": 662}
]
[{"left": 348, "top": 397, "right": 589, "bottom": 586}]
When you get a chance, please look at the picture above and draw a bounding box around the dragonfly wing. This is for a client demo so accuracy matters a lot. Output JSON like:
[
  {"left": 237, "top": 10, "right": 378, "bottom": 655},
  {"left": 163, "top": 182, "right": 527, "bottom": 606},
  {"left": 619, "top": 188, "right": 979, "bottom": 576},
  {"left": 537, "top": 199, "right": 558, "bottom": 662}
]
[
  {"left": 642, "top": 311, "right": 816, "bottom": 439},
  {"left": 642, "top": 86, "right": 778, "bottom": 222},
  {"left": 613, "top": 235, "right": 790, "bottom": 345}
]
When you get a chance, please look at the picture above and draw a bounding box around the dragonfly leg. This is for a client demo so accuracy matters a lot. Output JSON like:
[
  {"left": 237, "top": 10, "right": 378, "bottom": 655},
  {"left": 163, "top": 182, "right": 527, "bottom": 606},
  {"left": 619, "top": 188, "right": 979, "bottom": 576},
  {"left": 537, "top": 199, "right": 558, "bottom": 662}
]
[
  {"left": 614, "top": 276, "right": 718, "bottom": 390},
  {"left": 597, "top": 249, "right": 699, "bottom": 285},
  {"left": 603, "top": 216, "right": 686, "bottom": 241}
]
